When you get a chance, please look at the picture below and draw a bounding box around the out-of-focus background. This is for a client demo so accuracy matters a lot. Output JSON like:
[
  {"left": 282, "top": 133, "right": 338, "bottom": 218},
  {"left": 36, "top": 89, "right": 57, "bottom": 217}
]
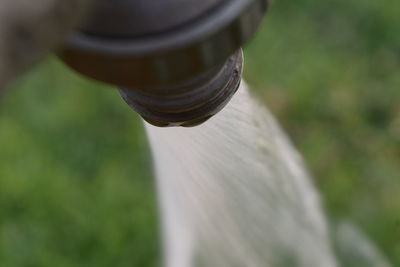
[{"left": 0, "top": 0, "right": 399, "bottom": 266}]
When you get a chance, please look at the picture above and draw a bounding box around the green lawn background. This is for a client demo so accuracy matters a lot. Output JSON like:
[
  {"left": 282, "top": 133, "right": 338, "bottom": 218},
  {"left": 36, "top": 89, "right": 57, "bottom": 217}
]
[{"left": 0, "top": 0, "right": 399, "bottom": 266}]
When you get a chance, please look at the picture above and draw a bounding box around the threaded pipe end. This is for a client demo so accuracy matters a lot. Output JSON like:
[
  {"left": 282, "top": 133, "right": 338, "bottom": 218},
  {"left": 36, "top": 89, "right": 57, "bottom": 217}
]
[{"left": 120, "top": 49, "right": 243, "bottom": 127}]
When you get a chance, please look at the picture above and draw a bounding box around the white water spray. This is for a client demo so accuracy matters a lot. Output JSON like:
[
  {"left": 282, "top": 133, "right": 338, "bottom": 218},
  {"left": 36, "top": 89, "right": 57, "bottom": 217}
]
[{"left": 145, "top": 82, "right": 390, "bottom": 267}]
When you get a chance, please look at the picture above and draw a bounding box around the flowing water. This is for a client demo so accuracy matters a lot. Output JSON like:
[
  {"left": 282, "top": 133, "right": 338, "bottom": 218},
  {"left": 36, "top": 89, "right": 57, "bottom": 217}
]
[{"left": 145, "top": 82, "right": 391, "bottom": 267}]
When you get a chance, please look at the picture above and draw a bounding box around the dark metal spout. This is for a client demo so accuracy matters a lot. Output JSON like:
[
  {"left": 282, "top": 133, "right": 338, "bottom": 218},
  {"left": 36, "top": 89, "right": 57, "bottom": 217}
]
[
  {"left": 120, "top": 50, "right": 243, "bottom": 127},
  {"left": 59, "top": 0, "right": 268, "bottom": 127}
]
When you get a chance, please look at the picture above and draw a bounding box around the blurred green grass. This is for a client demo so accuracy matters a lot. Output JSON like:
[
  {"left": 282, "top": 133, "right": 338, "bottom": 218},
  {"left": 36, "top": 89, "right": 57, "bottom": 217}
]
[
  {"left": 0, "top": 0, "right": 399, "bottom": 266},
  {"left": 246, "top": 0, "right": 400, "bottom": 264}
]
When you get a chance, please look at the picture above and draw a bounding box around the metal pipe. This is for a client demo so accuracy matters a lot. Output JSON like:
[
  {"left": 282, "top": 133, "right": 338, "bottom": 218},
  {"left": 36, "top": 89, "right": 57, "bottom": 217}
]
[
  {"left": 0, "top": 0, "right": 92, "bottom": 87},
  {"left": 59, "top": 0, "right": 269, "bottom": 127}
]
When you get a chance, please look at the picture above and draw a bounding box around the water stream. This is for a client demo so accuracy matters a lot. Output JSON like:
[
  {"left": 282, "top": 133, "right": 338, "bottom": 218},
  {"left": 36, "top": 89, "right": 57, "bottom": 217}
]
[{"left": 145, "top": 82, "right": 391, "bottom": 267}]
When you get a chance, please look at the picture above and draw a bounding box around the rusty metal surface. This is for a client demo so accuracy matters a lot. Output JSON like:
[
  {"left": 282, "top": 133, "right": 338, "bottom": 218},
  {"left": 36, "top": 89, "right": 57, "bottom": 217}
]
[
  {"left": 59, "top": 0, "right": 268, "bottom": 127},
  {"left": 119, "top": 49, "right": 243, "bottom": 127},
  {"left": 60, "top": 0, "right": 268, "bottom": 89}
]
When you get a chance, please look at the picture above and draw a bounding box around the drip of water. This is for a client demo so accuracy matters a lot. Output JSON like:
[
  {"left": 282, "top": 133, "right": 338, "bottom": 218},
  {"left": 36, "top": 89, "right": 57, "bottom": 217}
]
[{"left": 144, "top": 82, "right": 390, "bottom": 267}]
